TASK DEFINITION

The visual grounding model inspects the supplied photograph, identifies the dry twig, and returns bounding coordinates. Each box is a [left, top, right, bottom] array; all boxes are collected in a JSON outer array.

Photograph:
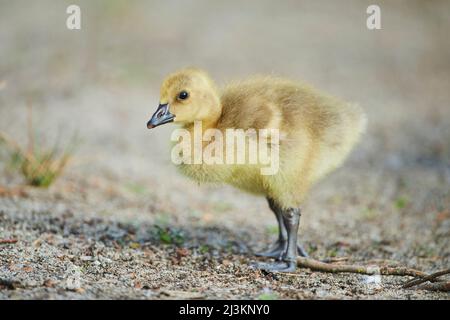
[[402, 269, 450, 289], [296, 257, 450, 292], [297, 256, 428, 277], [0, 239, 18, 244], [321, 257, 350, 263]]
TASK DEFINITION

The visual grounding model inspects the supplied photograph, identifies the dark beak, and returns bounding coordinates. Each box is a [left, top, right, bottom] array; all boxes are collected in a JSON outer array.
[[147, 103, 175, 129]]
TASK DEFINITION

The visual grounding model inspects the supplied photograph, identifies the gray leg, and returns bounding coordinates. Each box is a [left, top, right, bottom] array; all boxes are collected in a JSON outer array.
[[253, 206, 304, 273], [281, 207, 301, 269], [254, 198, 287, 260], [255, 198, 308, 259]]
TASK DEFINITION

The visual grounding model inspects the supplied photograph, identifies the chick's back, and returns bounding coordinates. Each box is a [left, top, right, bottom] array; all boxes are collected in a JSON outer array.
[[218, 76, 367, 204]]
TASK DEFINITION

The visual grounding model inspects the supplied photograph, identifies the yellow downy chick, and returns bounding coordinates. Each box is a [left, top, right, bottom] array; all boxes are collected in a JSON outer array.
[[147, 68, 366, 272]]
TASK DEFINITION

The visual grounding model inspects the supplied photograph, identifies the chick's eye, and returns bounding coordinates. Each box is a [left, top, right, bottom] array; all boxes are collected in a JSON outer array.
[[178, 91, 189, 100]]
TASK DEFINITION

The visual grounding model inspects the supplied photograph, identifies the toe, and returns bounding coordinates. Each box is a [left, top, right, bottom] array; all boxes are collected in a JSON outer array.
[[254, 241, 286, 259], [254, 249, 283, 259], [251, 261, 297, 273]]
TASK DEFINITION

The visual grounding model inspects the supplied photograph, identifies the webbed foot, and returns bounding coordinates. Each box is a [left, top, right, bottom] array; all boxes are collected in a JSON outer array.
[[254, 241, 286, 259], [251, 260, 297, 273], [255, 242, 308, 258]]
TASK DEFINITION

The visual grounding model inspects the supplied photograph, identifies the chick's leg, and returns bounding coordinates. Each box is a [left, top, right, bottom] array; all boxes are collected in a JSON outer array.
[[280, 207, 301, 270], [253, 208, 301, 272], [254, 198, 287, 259], [255, 198, 308, 259]]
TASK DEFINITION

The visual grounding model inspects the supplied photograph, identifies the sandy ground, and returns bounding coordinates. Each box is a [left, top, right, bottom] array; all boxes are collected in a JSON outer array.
[[0, 0, 449, 299]]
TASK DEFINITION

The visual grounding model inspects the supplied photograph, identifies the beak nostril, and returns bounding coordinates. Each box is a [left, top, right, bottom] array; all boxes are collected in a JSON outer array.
[[148, 103, 173, 129]]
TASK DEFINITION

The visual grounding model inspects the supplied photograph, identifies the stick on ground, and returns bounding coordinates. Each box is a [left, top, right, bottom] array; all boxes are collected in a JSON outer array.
[[402, 269, 450, 289], [296, 256, 428, 278], [0, 239, 18, 244]]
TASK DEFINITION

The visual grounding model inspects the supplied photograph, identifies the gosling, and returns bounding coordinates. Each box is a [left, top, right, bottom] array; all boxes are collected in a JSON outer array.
[[147, 68, 366, 272]]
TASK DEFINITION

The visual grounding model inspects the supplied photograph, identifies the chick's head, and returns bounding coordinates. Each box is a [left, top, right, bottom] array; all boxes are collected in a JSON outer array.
[[147, 68, 221, 129]]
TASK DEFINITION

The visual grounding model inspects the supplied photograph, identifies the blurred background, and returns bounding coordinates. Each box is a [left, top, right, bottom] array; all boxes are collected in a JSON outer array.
[[0, 0, 449, 299]]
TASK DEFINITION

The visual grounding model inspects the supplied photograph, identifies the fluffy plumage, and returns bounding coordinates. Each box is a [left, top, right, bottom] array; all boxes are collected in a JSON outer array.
[[155, 68, 366, 209]]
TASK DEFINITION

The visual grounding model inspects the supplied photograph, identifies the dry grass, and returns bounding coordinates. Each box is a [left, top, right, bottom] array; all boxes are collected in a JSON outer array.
[[0, 106, 76, 188]]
